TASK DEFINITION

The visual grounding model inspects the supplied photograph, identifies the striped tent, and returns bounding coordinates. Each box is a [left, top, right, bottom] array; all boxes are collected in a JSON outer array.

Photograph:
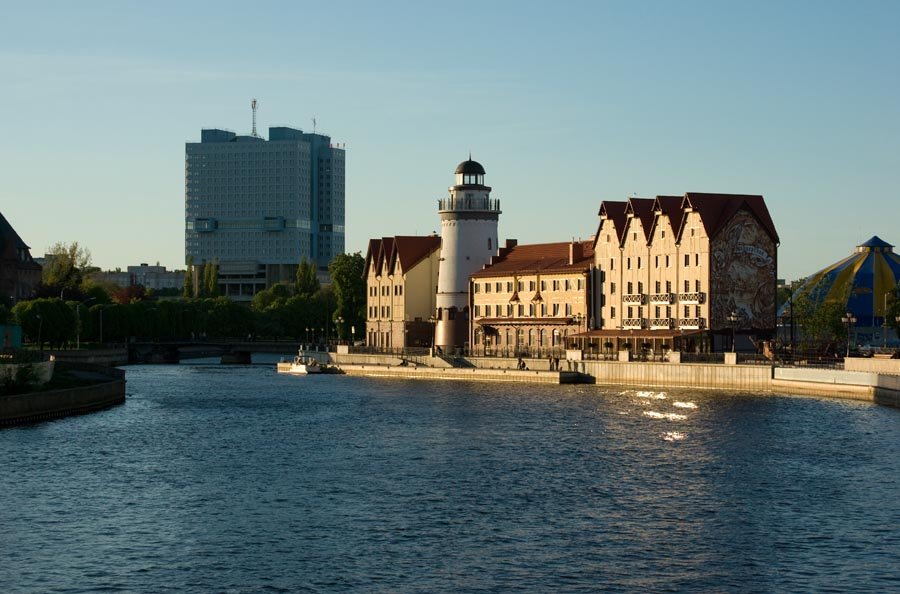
[[793, 237, 900, 336]]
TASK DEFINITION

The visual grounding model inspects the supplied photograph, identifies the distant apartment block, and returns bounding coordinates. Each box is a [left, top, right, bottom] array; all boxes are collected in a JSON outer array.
[[185, 125, 345, 300], [93, 264, 184, 291], [0, 211, 42, 302]]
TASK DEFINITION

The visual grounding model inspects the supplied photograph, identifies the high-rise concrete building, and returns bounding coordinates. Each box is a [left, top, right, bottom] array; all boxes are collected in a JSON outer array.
[[185, 125, 345, 300]]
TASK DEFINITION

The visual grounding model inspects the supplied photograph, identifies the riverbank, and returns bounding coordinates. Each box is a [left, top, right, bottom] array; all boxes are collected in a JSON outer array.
[[323, 352, 900, 408], [0, 362, 126, 427]]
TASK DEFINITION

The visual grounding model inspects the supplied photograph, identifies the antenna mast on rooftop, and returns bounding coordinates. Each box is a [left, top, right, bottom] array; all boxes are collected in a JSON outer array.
[[251, 99, 259, 138]]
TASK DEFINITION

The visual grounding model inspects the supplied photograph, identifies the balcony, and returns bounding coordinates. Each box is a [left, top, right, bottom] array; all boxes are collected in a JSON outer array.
[[679, 318, 706, 330], [437, 197, 501, 213], [650, 318, 674, 330], [679, 292, 705, 304], [623, 318, 645, 330], [623, 294, 646, 304], [649, 293, 674, 304]]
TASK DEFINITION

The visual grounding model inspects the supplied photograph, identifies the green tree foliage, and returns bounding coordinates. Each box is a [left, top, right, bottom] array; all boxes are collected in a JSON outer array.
[[328, 252, 366, 340], [41, 241, 92, 294], [295, 258, 320, 297], [12, 298, 76, 349], [184, 256, 195, 298], [201, 262, 220, 298], [0, 304, 9, 325], [791, 290, 847, 353]]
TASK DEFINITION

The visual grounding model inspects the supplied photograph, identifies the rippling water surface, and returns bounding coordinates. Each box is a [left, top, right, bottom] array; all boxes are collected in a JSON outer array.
[[4, 362, 900, 593]]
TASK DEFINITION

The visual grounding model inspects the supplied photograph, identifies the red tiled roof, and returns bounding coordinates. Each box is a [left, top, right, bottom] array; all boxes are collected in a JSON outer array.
[[365, 235, 440, 277], [681, 193, 779, 244], [389, 236, 441, 274], [594, 201, 629, 247], [649, 195, 684, 240], [625, 198, 656, 242], [472, 240, 594, 278]]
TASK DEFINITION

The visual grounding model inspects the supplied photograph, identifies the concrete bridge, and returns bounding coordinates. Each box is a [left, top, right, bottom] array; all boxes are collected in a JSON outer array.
[[127, 340, 303, 364]]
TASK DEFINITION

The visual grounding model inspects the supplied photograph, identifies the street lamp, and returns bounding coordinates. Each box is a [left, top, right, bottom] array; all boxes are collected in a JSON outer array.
[[727, 310, 739, 352], [351, 325, 356, 346], [335, 316, 344, 343], [428, 316, 436, 350], [841, 312, 857, 358]]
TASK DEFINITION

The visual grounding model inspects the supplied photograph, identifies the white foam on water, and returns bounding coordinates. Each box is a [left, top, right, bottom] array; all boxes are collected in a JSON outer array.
[[673, 401, 698, 409], [663, 431, 686, 441], [636, 391, 667, 400], [643, 411, 687, 421]]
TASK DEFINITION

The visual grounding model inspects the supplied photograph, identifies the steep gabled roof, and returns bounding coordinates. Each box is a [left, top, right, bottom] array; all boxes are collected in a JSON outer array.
[[365, 235, 440, 277], [388, 236, 441, 275], [0, 211, 31, 251], [680, 193, 779, 245], [648, 195, 684, 241], [472, 240, 594, 278], [624, 198, 655, 243], [594, 201, 629, 248]]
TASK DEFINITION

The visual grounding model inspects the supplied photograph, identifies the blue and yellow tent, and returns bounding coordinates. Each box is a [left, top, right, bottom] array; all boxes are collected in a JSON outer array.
[[794, 236, 900, 331]]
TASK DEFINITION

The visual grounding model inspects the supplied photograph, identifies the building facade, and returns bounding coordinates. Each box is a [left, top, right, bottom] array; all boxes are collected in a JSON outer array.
[[0, 211, 42, 303], [470, 240, 593, 357], [434, 159, 501, 351], [185, 125, 345, 301], [365, 236, 441, 350], [92, 264, 185, 291], [590, 193, 779, 353]]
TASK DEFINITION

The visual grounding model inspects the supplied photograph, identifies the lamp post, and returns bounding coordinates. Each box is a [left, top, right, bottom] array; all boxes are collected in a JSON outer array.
[[351, 325, 356, 346], [335, 316, 344, 343], [841, 312, 857, 358], [305, 327, 310, 345], [727, 310, 739, 352], [428, 316, 436, 351]]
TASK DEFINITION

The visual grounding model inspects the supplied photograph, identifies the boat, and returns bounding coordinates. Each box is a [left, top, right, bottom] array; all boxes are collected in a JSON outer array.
[[276, 352, 323, 375]]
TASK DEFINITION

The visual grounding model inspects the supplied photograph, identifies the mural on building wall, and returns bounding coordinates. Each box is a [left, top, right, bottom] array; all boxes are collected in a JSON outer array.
[[710, 209, 776, 329]]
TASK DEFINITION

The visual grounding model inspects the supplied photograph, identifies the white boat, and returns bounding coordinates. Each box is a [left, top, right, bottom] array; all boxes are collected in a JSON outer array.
[[277, 352, 323, 375]]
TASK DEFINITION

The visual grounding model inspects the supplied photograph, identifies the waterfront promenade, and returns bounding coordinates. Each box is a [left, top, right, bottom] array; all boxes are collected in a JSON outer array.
[[324, 349, 900, 408]]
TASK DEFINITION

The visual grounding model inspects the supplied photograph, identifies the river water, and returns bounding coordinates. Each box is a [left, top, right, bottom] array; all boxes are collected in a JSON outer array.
[[3, 361, 900, 593]]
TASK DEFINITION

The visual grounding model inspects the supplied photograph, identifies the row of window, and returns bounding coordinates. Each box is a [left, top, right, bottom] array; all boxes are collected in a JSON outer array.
[[474, 328, 568, 347], [611, 280, 703, 295], [609, 251, 704, 271], [609, 305, 703, 319], [369, 285, 404, 297], [474, 303, 575, 318], [473, 278, 584, 293]]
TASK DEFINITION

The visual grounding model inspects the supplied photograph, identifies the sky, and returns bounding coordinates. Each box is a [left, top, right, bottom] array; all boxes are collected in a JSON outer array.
[[1, 1, 898, 281]]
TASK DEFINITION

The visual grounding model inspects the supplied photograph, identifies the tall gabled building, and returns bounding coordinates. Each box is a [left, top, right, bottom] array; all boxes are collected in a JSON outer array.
[[364, 235, 441, 349], [590, 193, 778, 352]]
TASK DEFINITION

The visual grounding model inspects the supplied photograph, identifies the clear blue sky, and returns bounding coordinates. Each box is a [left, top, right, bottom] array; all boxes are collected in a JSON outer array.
[[2, 1, 898, 281]]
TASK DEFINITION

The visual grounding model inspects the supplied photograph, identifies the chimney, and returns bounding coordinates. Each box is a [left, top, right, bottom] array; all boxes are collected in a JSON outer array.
[[569, 241, 583, 265]]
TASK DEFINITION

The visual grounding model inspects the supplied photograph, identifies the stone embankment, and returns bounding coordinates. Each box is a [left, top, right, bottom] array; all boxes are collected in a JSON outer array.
[[1, 362, 126, 427], [325, 352, 900, 408]]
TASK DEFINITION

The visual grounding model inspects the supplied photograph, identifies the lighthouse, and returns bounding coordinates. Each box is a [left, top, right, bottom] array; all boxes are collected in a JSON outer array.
[[434, 157, 501, 351]]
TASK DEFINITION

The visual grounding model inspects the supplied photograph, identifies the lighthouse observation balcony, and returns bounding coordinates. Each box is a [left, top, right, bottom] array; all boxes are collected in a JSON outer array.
[[438, 197, 501, 213]]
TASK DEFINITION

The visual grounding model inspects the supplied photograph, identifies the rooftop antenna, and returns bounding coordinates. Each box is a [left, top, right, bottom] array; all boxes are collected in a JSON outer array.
[[251, 99, 259, 138], [312, 116, 317, 134]]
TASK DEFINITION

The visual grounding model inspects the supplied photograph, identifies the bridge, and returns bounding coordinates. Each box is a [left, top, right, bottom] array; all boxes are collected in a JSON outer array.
[[127, 340, 305, 364]]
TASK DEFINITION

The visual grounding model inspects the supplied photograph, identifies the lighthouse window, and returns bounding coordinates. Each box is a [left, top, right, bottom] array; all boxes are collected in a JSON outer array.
[[488, 237, 492, 250]]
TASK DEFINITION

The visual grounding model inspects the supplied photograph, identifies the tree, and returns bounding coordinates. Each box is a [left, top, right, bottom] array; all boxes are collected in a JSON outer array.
[[328, 252, 365, 339], [295, 258, 320, 297], [41, 241, 92, 291], [202, 262, 220, 298], [184, 256, 195, 298]]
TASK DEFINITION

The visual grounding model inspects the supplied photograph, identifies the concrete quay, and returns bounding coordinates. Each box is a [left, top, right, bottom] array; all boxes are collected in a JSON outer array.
[[338, 364, 583, 384], [327, 352, 900, 408]]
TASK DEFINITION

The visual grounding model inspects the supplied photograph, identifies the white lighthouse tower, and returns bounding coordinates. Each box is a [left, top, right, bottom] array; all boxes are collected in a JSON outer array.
[[435, 157, 501, 351]]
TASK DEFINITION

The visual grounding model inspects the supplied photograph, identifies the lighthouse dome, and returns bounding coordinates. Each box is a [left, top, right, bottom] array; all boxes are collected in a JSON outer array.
[[455, 159, 485, 175]]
